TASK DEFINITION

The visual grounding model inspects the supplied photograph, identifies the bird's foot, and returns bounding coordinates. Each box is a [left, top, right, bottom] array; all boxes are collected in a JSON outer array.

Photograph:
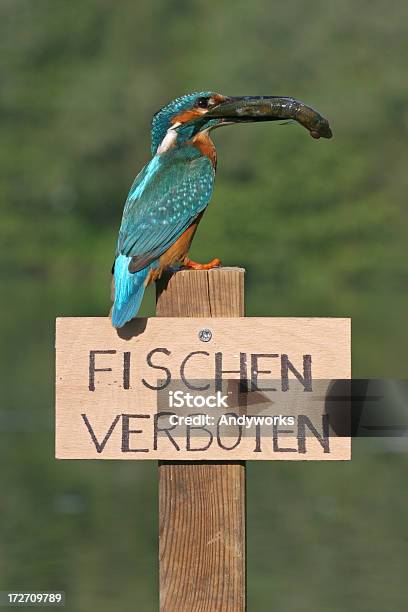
[[182, 257, 221, 270]]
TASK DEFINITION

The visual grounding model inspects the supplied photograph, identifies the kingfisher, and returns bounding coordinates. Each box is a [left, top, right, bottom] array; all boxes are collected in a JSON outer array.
[[111, 91, 332, 327]]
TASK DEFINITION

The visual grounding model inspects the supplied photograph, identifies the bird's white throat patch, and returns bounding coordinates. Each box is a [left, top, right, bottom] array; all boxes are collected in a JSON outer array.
[[157, 122, 181, 154]]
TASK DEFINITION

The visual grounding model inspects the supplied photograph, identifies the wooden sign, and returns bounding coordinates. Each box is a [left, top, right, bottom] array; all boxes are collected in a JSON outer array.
[[55, 317, 351, 460]]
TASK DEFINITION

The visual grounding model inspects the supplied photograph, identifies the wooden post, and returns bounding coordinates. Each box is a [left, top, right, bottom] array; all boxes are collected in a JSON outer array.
[[156, 267, 246, 612]]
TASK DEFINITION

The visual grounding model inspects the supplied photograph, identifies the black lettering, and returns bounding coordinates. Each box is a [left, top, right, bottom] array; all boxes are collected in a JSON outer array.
[[180, 351, 210, 390], [154, 412, 180, 451], [81, 413, 120, 453], [251, 354, 279, 391], [186, 416, 213, 451], [281, 354, 312, 392], [217, 413, 242, 450], [273, 424, 297, 452], [123, 351, 131, 389], [253, 423, 262, 452], [142, 348, 171, 391], [215, 352, 248, 393], [121, 414, 150, 452], [297, 415, 330, 453], [88, 350, 116, 391]]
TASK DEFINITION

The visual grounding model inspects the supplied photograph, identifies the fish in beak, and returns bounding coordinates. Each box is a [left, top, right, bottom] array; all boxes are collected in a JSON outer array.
[[206, 95, 333, 139]]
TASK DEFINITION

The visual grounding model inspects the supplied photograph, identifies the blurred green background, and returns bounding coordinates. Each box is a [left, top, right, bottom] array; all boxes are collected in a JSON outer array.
[[1, 0, 408, 610]]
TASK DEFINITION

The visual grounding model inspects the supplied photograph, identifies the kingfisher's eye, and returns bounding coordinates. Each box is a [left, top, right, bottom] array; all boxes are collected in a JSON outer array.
[[196, 97, 210, 109]]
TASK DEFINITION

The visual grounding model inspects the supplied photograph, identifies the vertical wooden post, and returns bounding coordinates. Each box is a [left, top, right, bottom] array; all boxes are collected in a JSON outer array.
[[156, 267, 246, 612]]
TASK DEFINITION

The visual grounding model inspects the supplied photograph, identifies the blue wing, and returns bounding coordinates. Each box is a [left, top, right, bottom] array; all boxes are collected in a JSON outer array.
[[117, 145, 215, 271]]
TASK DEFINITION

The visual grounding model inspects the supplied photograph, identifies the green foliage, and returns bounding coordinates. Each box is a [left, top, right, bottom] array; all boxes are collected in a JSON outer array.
[[1, 1, 408, 609]]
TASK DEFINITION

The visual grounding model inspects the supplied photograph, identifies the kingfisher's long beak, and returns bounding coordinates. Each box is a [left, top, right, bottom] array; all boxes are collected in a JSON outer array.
[[207, 96, 333, 139]]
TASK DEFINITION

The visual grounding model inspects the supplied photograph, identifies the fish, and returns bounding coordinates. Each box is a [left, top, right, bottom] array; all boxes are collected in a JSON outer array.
[[205, 95, 333, 140]]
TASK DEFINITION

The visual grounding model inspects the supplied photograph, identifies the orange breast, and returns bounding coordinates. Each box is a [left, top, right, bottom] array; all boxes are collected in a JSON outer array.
[[145, 213, 204, 285], [191, 132, 217, 168]]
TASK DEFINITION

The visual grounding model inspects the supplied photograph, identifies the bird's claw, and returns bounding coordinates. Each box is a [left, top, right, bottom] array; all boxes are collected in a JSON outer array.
[[182, 257, 221, 270]]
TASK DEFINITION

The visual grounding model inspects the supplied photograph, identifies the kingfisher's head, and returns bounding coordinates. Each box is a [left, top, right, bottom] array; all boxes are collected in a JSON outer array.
[[151, 91, 332, 155], [151, 91, 229, 155]]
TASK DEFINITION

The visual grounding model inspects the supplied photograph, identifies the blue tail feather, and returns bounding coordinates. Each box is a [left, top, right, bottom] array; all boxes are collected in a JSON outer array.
[[111, 254, 152, 328]]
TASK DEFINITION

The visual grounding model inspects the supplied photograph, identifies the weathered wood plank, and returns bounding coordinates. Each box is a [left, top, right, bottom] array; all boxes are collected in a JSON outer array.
[[157, 267, 246, 612]]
